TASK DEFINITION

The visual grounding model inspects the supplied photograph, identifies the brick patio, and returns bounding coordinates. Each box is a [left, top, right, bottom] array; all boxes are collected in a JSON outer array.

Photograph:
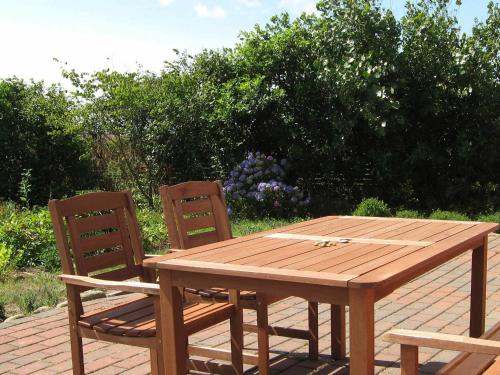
[[1, 234, 499, 375]]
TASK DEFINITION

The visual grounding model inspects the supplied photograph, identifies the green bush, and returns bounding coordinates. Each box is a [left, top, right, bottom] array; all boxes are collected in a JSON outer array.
[[477, 212, 500, 226], [0, 79, 98, 206], [429, 210, 470, 221], [232, 217, 304, 237], [394, 209, 424, 219], [0, 243, 17, 276], [0, 206, 59, 271], [136, 209, 169, 254], [353, 198, 390, 217]]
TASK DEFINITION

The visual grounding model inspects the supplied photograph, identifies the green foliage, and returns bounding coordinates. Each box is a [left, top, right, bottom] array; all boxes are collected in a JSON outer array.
[[0, 272, 64, 315], [232, 217, 304, 237], [429, 209, 470, 221], [0, 204, 59, 271], [0, 243, 16, 277], [54, 0, 498, 215], [353, 197, 391, 217], [18, 169, 32, 209], [395, 209, 424, 219], [0, 79, 97, 206], [136, 208, 169, 254], [477, 212, 500, 224]]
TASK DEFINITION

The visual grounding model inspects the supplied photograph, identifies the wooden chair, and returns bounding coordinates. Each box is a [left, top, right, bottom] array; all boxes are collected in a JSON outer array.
[[49, 191, 244, 375], [383, 323, 500, 374], [159, 181, 321, 374]]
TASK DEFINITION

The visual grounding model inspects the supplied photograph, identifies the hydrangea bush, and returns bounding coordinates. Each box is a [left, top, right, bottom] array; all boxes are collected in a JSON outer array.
[[223, 152, 310, 218]]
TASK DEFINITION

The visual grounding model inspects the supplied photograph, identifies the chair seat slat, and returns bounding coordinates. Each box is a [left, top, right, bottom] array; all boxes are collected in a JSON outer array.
[[79, 297, 233, 338]]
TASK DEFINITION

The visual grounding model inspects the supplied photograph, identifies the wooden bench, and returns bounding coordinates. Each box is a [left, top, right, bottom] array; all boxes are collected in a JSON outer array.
[[383, 322, 500, 374]]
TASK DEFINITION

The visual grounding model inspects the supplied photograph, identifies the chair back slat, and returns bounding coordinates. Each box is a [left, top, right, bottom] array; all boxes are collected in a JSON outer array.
[[84, 250, 127, 273], [55, 192, 129, 217], [183, 214, 216, 232], [181, 199, 212, 214], [168, 182, 220, 201], [79, 231, 123, 254], [160, 181, 232, 249], [75, 212, 119, 234], [49, 191, 148, 282], [187, 231, 220, 248]]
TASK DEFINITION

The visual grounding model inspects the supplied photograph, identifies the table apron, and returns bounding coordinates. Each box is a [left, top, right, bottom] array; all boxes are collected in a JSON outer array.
[[373, 236, 485, 301], [169, 270, 349, 305]]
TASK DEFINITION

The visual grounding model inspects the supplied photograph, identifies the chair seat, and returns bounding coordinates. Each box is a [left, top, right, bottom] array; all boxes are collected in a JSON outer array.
[[185, 288, 257, 300], [78, 297, 234, 337]]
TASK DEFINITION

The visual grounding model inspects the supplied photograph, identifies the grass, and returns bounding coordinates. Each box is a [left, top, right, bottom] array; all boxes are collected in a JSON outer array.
[[0, 270, 65, 318], [0, 217, 301, 320]]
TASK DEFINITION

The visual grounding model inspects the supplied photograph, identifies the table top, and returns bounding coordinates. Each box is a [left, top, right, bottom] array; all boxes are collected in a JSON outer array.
[[144, 216, 498, 290]]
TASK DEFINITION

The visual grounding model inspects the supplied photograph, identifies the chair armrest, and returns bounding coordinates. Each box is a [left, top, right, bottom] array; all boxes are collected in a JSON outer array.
[[59, 274, 160, 295], [383, 329, 500, 356]]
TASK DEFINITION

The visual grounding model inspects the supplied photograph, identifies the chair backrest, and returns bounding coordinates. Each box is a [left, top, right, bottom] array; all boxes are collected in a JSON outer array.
[[160, 181, 232, 249], [49, 191, 149, 281]]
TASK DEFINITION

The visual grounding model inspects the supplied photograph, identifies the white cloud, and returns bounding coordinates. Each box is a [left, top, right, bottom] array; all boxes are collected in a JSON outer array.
[[194, 3, 226, 18], [280, 0, 318, 14], [237, 0, 262, 7], [158, 0, 174, 6]]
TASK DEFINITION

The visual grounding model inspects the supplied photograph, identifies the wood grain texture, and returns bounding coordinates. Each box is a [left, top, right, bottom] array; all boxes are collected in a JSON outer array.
[[266, 232, 433, 246], [143, 216, 499, 375]]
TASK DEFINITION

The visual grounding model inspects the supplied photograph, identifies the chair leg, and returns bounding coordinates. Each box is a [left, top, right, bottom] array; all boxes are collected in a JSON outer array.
[[230, 302, 244, 374], [256, 294, 270, 375], [150, 348, 163, 375], [308, 301, 319, 360], [331, 304, 346, 360], [69, 330, 84, 375]]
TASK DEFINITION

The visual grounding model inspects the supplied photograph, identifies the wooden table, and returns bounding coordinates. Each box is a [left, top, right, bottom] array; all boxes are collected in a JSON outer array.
[[144, 216, 499, 375]]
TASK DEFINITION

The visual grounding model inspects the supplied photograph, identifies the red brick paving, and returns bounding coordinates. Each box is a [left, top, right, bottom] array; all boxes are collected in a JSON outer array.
[[0, 234, 499, 374]]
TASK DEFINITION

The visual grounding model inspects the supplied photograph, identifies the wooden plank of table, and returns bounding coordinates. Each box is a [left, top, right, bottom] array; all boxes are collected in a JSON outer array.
[[326, 246, 422, 274], [349, 223, 498, 291], [265, 233, 433, 247], [270, 243, 388, 270], [339, 216, 478, 225], [189, 236, 294, 262], [342, 219, 424, 239], [388, 221, 456, 241], [143, 216, 335, 267], [244, 242, 365, 268], [155, 259, 356, 287], [230, 240, 321, 266], [290, 217, 375, 235], [324, 219, 423, 238]]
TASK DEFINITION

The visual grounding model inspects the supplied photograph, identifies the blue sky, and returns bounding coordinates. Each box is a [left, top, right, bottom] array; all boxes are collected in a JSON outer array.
[[0, 0, 494, 85]]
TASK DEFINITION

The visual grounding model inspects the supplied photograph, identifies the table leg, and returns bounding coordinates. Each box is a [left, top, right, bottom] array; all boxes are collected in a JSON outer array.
[[349, 288, 375, 375], [470, 235, 488, 338], [256, 294, 270, 375], [331, 304, 346, 360], [159, 270, 186, 375], [308, 301, 319, 360]]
